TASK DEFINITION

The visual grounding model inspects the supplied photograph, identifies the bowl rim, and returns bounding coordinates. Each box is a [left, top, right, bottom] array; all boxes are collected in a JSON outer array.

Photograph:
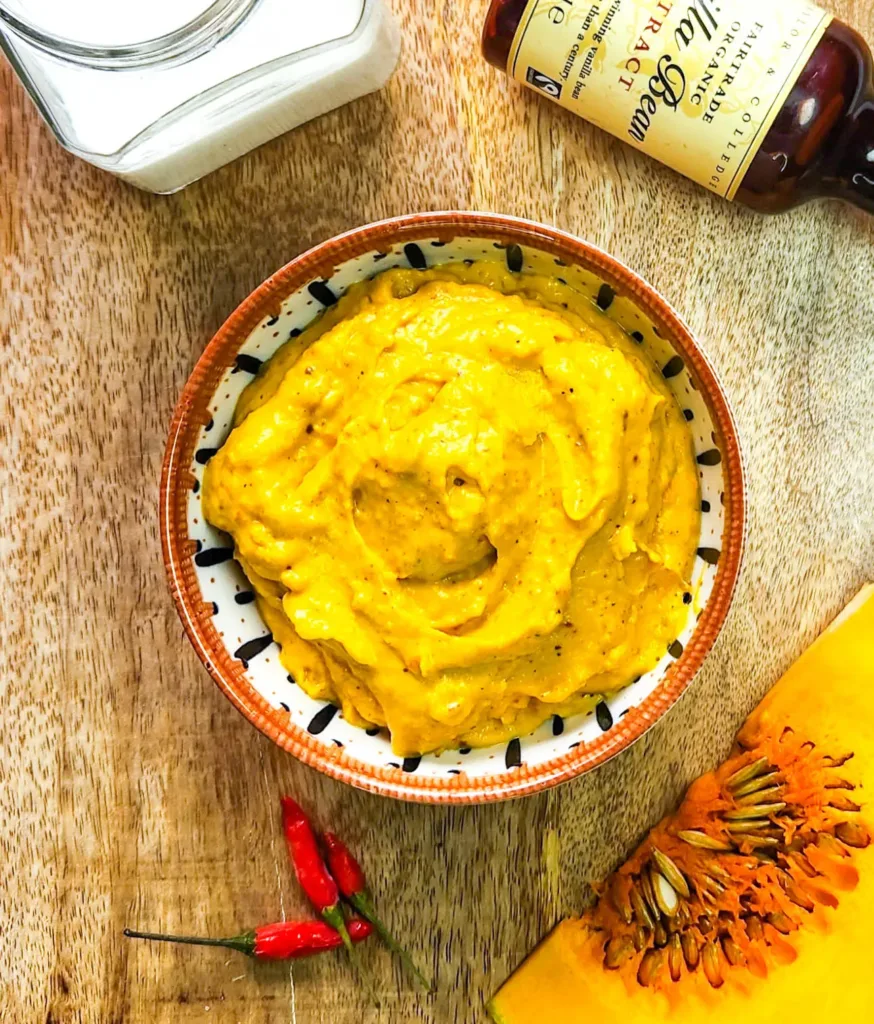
[[160, 210, 746, 804]]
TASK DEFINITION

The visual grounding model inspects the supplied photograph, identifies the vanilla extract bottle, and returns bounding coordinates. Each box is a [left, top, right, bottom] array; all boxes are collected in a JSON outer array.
[[482, 0, 874, 214]]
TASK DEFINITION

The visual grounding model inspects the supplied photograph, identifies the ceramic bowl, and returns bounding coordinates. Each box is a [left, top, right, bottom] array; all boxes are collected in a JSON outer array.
[[161, 212, 745, 803]]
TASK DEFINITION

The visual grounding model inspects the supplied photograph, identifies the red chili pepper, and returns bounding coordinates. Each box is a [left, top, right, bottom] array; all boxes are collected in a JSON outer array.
[[281, 798, 377, 1003], [280, 798, 347, 934], [123, 918, 372, 960], [323, 831, 432, 991]]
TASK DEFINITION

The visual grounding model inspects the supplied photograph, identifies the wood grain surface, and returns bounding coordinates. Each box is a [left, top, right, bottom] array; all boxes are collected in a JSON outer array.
[[2, 1, 874, 1020]]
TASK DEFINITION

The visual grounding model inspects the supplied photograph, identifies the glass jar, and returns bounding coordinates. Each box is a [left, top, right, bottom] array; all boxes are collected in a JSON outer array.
[[0, 0, 400, 193]]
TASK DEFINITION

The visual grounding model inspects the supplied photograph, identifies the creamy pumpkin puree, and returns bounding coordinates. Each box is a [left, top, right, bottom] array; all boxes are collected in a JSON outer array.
[[203, 263, 699, 755]]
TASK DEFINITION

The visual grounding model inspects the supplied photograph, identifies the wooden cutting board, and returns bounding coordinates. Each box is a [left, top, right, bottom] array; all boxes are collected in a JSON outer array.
[[2, 1, 873, 1020]]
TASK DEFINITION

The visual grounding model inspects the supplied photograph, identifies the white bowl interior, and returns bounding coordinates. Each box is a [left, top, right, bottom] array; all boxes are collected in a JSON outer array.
[[187, 235, 726, 779]]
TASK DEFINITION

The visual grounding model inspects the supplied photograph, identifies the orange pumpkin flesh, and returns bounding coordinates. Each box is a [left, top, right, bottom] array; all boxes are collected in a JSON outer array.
[[489, 585, 874, 1023]]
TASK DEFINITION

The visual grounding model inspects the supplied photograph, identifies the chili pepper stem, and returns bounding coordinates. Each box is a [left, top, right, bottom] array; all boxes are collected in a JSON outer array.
[[350, 892, 432, 992], [124, 927, 255, 956], [322, 906, 380, 1007]]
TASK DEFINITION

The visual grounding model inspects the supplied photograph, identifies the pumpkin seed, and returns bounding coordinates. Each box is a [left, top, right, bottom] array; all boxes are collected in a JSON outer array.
[[631, 887, 655, 930], [653, 921, 668, 948], [828, 794, 862, 812], [702, 941, 724, 988], [752, 848, 779, 864], [735, 785, 783, 806], [651, 848, 691, 898], [726, 819, 773, 834], [787, 851, 819, 877], [725, 756, 771, 790], [668, 934, 683, 981], [637, 948, 665, 988], [766, 912, 795, 935], [732, 771, 782, 798], [816, 832, 849, 857], [780, 877, 815, 912], [740, 835, 781, 850], [604, 935, 635, 969], [702, 875, 726, 894], [677, 830, 733, 851], [721, 936, 744, 966], [652, 870, 680, 917], [835, 821, 871, 849], [633, 925, 649, 951], [745, 915, 764, 942], [707, 862, 732, 881], [681, 931, 699, 970], [639, 869, 661, 921], [724, 802, 786, 821], [610, 875, 634, 924]]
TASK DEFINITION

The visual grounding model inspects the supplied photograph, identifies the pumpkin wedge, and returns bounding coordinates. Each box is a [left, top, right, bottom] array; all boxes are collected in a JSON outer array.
[[489, 584, 874, 1023]]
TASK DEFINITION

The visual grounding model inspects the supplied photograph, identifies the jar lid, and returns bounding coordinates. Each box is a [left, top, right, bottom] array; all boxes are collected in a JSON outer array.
[[0, 0, 252, 51]]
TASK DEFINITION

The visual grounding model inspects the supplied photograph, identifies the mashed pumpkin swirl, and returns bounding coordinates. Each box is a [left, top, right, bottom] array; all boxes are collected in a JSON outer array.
[[203, 264, 699, 755]]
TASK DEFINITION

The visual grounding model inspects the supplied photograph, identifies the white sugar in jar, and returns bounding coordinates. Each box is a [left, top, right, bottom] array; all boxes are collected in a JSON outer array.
[[0, 0, 400, 192]]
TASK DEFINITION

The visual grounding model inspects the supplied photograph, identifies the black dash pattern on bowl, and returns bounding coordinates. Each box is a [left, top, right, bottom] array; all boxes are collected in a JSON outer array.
[[697, 546, 721, 565], [701, 499, 711, 513], [506, 244, 524, 272], [631, 330, 644, 343], [402, 756, 422, 773], [683, 408, 694, 421], [308, 280, 338, 306], [505, 737, 522, 769], [194, 546, 234, 567], [266, 315, 279, 326], [233, 633, 274, 663], [365, 726, 381, 736], [234, 353, 263, 375], [668, 639, 684, 658], [662, 356, 685, 379], [211, 602, 219, 615], [697, 448, 722, 466], [552, 714, 564, 736], [234, 590, 255, 605], [458, 746, 471, 755], [191, 478, 200, 494], [307, 703, 339, 735], [596, 283, 615, 310], [404, 243, 427, 270], [195, 447, 218, 466], [595, 701, 614, 731]]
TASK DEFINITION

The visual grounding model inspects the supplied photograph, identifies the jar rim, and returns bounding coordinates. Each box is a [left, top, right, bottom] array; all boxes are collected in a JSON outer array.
[[0, 0, 260, 68]]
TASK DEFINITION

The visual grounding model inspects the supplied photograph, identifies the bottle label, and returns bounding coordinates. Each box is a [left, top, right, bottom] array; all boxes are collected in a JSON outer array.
[[507, 0, 832, 199]]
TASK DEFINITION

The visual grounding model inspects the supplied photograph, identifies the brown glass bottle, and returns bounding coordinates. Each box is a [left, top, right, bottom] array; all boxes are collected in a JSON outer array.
[[483, 1, 874, 214]]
